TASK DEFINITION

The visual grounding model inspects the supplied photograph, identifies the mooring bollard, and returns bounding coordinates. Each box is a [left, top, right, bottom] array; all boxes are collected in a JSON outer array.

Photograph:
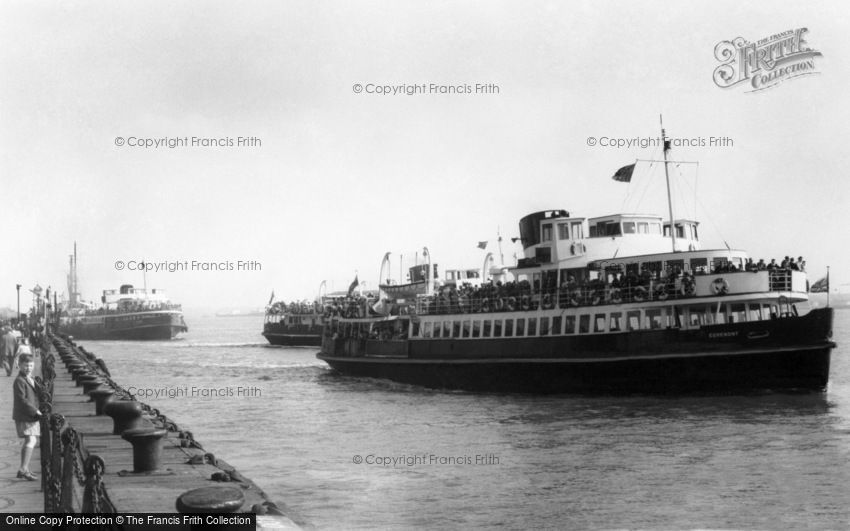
[[103, 400, 147, 434], [70, 366, 90, 380], [76, 373, 100, 388], [176, 486, 245, 513], [121, 427, 168, 472], [82, 378, 104, 394], [67, 361, 86, 372], [89, 388, 115, 415]]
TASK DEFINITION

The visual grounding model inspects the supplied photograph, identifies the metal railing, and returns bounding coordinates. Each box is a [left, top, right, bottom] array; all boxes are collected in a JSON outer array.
[[414, 280, 695, 315]]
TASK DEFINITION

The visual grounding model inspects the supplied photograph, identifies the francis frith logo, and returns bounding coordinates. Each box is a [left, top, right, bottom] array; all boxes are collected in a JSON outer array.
[[713, 28, 822, 92]]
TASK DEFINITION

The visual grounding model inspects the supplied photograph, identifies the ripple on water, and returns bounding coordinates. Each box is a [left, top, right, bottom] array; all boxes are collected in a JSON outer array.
[[66, 312, 850, 529]]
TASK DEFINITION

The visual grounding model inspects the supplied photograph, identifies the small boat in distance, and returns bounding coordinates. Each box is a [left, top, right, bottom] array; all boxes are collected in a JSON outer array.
[[216, 309, 265, 317], [318, 121, 836, 394]]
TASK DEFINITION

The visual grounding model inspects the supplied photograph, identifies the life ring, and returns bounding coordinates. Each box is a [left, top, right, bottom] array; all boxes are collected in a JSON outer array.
[[570, 243, 576, 255], [610, 288, 622, 304], [507, 296, 517, 311], [570, 289, 581, 307], [681, 278, 696, 296], [542, 294, 554, 309], [521, 295, 531, 311], [654, 283, 668, 301], [494, 298, 505, 312], [633, 285, 648, 302], [712, 278, 729, 295], [481, 298, 491, 312]]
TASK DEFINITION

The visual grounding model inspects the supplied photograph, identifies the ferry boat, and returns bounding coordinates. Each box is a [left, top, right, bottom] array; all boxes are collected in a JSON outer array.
[[317, 128, 836, 394], [263, 285, 378, 346], [58, 246, 188, 340], [263, 299, 326, 346]]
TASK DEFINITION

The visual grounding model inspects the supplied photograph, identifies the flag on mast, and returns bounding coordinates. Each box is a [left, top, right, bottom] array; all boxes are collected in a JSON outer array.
[[809, 275, 829, 293], [267, 290, 275, 305], [612, 163, 636, 182], [347, 274, 359, 296], [477, 241, 488, 249]]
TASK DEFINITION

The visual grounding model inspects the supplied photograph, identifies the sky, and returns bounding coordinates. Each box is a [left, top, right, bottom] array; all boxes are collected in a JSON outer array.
[[1, 0, 849, 312]]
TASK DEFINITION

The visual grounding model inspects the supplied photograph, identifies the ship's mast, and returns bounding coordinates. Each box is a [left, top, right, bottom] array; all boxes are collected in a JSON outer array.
[[497, 226, 504, 266], [660, 115, 676, 252], [68, 242, 80, 308]]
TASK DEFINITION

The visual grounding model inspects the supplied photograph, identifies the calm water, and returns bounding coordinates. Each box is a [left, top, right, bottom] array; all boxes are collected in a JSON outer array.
[[79, 311, 850, 530]]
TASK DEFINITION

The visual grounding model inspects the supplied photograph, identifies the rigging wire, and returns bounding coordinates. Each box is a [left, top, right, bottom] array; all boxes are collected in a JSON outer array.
[[677, 163, 732, 249], [621, 142, 661, 214], [631, 159, 658, 214]]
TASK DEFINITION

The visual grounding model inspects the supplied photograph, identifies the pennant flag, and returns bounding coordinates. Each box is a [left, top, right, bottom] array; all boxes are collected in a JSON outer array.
[[809, 275, 829, 293], [347, 274, 359, 296], [267, 290, 275, 305], [612, 164, 635, 182], [477, 241, 488, 249]]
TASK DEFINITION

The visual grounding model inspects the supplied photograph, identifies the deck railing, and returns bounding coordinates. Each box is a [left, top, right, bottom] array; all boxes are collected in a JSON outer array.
[[414, 269, 802, 316]]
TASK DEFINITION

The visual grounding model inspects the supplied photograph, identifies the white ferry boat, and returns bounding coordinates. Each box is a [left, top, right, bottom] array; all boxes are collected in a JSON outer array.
[[317, 128, 835, 394]]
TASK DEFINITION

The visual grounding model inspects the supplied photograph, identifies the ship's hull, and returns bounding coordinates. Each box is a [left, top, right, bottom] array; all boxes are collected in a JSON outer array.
[[262, 332, 323, 346], [59, 311, 188, 340], [263, 320, 323, 346], [318, 308, 835, 394]]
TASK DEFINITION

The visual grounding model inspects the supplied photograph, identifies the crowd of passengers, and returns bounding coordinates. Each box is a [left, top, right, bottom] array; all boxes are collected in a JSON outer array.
[[267, 300, 322, 315], [266, 293, 378, 319], [423, 255, 806, 314], [743, 256, 805, 272], [74, 302, 182, 315], [327, 320, 410, 341], [268, 296, 381, 319], [316, 255, 808, 319]]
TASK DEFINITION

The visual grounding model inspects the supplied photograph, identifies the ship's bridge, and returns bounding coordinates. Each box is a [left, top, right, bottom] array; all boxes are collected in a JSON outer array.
[[588, 214, 700, 254], [516, 210, 587, 265], [516, 210, 701, 270], [102, 284, 172, 305]]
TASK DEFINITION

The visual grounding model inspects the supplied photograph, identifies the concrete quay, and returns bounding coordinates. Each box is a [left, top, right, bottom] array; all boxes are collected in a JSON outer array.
[[2, 335, 301, 529]]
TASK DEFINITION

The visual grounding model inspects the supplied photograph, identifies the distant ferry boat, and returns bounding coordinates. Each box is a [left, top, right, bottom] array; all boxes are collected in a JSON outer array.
[[58, 245, 188, 340], [318, 127, 835, 394], [263, 287, 380, 346], [263, 300, 325, 346]]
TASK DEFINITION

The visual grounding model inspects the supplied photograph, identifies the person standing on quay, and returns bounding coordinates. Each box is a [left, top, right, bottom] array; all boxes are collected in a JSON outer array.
[[12, 353, 41, 480], [14, 338, 33, 370], [2, 326, 18, 376]]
